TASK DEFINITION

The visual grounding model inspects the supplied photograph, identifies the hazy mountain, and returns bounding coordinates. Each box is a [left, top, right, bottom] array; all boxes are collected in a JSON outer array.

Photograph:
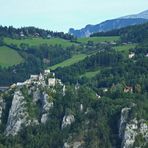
[[69, 10, 148, 38], [121, 10, 148, 19]]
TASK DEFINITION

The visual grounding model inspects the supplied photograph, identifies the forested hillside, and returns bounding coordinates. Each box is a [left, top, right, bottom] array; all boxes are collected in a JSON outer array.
[[0, 26, 77, 85], [91, 22, 148, 43], [0, 22, 147, 148]]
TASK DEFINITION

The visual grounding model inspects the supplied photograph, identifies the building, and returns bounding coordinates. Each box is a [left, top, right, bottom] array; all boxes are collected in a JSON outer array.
[[44, 70, 50, 75], [124, 86, 133, 93], [129, 53, 135, 59], [30, 75, 39, 81], [48, 78, 56, 87]]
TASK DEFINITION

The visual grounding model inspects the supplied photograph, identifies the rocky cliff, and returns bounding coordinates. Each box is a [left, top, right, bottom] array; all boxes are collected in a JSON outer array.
[[0, 70, 63, 136], [0, 69, 148, 148], [119, 107, 148, 148]]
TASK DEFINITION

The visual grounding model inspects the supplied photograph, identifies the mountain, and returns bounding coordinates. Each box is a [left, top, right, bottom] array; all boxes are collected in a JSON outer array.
[[121, 10, 148, 19], [69, 10, 148, 38]]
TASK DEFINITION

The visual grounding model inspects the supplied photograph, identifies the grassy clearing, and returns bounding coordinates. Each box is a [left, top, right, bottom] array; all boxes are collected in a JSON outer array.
[[81, 70, 100, 78], [114, 44, 136, 54], [4, 37, 75, 48], [50, 54, 87, 70], [77, 36, 120, 44], [0, 46, 23, 67]]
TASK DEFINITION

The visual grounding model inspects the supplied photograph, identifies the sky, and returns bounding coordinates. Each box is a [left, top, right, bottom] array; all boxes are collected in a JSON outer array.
[[0, 0, 148, 32]]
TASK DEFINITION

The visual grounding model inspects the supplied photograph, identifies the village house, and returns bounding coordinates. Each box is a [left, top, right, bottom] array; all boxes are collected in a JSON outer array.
[[44, 70, 51, 75], [124, 86, 133, 93], [103, 88, 108, 92], [128, 52, 135, 59], [20, 31, 24, 37], [48, 78, 56, 87], [47, 34, 51, 38]]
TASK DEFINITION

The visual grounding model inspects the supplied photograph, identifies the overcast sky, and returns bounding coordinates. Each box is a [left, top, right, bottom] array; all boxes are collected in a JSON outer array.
[[0, 0, 148, 32]]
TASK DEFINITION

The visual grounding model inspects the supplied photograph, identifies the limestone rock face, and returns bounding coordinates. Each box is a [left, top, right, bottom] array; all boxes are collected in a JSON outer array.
[[0, 96, 4, 124], [41, 92, 53, 123], [5, 91, 28, 136], [119, 107, 131, 138], [64, 141, 82, 148], [33, 88, 41, 103], [121, 118, 138, 148], [0, 69, 63, 136], [119, 107, 148, 148], [62, 115, 75, 129], [139, 120, 148, 142]]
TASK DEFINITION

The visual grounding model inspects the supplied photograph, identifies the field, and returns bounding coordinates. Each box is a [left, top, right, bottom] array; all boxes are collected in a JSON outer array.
[[4, 37, 75, 48], [114, 44, 136, 54], [81, 70, 100, 78], [50, 54, 87, 70], [0, 46, 23, 67], [77, 36, 120, 43]]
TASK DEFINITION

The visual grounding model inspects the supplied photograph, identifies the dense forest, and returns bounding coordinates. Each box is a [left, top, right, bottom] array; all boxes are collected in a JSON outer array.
[[0, 26, 75, 40], [91, 22, 148, 43]]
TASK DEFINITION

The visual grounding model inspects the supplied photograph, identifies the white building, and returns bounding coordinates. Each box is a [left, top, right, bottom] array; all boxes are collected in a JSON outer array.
[[129, 53, 135, 59], [44, 70, 51, 76], [48, 78, 56, 87], [16, 82, 25, 86], [30, 75, 38, 81]]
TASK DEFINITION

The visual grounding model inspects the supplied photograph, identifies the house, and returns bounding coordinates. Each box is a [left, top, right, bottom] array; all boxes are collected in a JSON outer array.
[[20, 31, 24, 37], [30, 75, 38, 81], [110, 41, 117, 45], [48, 78, 56, 86], [124, 86, 133, 93], [16, 82, 25, 86], [44, 70, 50, 75], [129, 53, 135, 59], [47, 34, 51, 38], [96, 94, 101, 99], [103, 88, 108, 92]]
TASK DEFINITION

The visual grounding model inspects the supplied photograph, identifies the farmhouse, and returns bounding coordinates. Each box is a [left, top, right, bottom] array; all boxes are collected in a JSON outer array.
[[124, 86, 133, 93], [128, 53, 135, 59]]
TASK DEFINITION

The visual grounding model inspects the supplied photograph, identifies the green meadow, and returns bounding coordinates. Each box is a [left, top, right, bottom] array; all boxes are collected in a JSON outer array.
[[0, 46, 23, 67], [4, 37, 75, 48], [77, 36, 120, 43], [50, 54, 87, 70], [114, 44, 136, 54]]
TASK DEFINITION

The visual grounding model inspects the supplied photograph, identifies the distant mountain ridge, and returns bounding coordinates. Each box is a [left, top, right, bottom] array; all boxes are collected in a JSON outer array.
[[69, 10, 148, 38], [120, 10, 148, 19]]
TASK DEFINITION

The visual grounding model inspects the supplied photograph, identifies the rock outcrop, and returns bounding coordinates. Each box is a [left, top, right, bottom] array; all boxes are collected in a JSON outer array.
[[5, 91, 28, 136], [41, 92, 53, 123], [63, 141, 82, 148], [62, 115, 75, 129], [1, 69, 63, 136], [0, 96, 4, 124], [119, 107, 148, 148]]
